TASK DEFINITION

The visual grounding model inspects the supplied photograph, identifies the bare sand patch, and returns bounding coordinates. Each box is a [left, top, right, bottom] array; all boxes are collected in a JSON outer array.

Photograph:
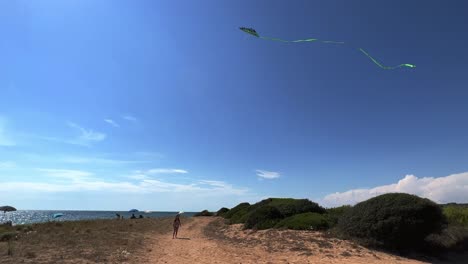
[[148, 217, 426, 264]]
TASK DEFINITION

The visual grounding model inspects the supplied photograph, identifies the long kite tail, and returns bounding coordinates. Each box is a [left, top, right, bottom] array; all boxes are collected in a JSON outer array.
[[261, 36, 346, 44], [358, 48, 416, 70], [260, 36, 319, 43], [241, 27, 415, 70]]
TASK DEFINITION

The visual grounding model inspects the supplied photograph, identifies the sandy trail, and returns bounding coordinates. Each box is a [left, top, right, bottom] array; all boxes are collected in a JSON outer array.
[[148, 217, 426, 264]]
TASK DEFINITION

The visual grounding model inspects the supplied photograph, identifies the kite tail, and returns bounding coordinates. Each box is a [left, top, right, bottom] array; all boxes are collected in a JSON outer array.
[[261, 36, 342, 43], [253, 30, 416, 70], [358, 48, 416, 70], [260, 36, 295, 42], [321, 40, 345, 44]]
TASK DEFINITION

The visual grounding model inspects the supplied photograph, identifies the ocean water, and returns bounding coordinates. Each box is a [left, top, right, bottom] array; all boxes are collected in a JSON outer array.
[[0, 210, 196, 226]]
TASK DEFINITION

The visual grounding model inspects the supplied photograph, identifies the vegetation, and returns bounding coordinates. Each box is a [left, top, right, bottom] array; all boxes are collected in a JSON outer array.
[[223, 202, 251, 224], [249, 198, 325, 217], [222, 198, 326, 229], [194, 210, 215, 217], [218, 194, 468, 256], [324, 205, 352, 227], [443, 205, 468, 227], [0, 217, 182, 263], [337, 193, 445, 249], [244, 205, 283, 230], [216, 207, 230, 217], [425, 225, 468, 252], [276, 212, 330, 230]]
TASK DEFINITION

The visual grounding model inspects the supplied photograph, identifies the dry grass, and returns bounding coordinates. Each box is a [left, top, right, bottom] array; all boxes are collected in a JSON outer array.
[[204, 217, 363, 257], [0, 217, 185, 264]]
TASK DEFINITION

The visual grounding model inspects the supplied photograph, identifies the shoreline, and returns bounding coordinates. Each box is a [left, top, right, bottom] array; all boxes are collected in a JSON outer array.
[[0, 211, 196, 226]]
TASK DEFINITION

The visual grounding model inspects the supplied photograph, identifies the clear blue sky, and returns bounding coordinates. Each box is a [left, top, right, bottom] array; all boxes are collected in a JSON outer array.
[[1, 0, 467, 211]]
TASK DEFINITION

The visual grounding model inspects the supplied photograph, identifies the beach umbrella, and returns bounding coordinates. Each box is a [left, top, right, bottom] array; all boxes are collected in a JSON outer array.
[[0, 206, 16, 213], [178, 211, 184, 215], [129, 209, 139, 213], [53, 213, 64, 218]]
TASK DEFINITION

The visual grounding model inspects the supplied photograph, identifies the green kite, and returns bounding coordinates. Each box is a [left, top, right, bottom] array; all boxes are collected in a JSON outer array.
[[239, 27, 416, 70]]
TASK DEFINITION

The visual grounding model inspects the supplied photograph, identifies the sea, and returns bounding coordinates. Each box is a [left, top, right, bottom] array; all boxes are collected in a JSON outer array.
[[0, 210, 196, 226]]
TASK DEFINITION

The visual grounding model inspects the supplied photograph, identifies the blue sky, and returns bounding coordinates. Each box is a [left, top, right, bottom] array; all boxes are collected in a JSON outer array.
[[1, 0, 467, 211]]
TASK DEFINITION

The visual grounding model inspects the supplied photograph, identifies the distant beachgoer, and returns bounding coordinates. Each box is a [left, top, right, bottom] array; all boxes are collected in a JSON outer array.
[[139, 214, 144, 219], [173, 214, 181, 239], [130, 213, 136, 219], [116, 213, 121, 219]]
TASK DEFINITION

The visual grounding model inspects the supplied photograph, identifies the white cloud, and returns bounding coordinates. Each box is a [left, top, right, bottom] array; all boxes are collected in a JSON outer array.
[[122, 115, 137, 122], [198, 180, 248, 196], [146, 168, 188, 174], [128, 174, 150, 180], [0, 161, 16, 169], [61, 156, 148, 165], [104, 119, 119, 128], [67, 122, 106, 146], [0, 117, 15, 146], [0, 171, 248, 196], [256, 169, 280, 179], [1, 181, 141, 193], [38, 168, 94, 181], [127, 168, 188, 181], [321, 172, 468, 207]]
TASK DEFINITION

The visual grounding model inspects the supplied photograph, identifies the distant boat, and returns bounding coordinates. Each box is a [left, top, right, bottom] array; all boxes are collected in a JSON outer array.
[[128, 209, 139, 213], [144, 210, 153, 213], [53, 213, 64, 218]]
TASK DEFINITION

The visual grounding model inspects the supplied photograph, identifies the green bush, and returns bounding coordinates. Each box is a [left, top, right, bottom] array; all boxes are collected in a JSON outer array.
[[194, 210, 214, 217], [216, 207, 230, 217], [249, 198, 325, 217], [425, 225, 468, 252], [325, 205, 352, 227], [276, 212, 330, 230], [244, 205, 283, 230], [443, 205, 468, 227], [337, 193, 446, 249], [224, 202, 251, 224]]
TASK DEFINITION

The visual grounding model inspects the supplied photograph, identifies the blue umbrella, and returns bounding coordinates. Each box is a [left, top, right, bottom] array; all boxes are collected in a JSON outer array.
[[129, 209, 139, 213], [53, 213, 64, 218]]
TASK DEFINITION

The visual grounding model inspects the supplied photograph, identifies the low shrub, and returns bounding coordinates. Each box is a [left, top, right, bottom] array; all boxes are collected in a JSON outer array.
[[244, 205, 283, 230], [443, 205, 468, 227], [337, 193, 446, 250], [325, 205, 352, 227], [250, 198, 325, 217], [194, 210, 214, 217], [224, 203, 251, 224], [425, 225, 468, 252], [276, 212, 330, 230], [216, 207, 230, 217]]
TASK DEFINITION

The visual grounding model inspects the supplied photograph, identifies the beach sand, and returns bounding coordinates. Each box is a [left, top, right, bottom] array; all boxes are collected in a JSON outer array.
[[148, 217, 427, 264], [3, 216, 464, 263]]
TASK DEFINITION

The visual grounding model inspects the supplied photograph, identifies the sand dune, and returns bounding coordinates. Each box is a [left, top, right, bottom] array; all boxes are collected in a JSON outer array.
[[148, 217, 426, 264]]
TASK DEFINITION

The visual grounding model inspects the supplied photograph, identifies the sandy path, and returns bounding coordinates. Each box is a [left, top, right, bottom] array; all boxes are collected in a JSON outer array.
[[148, 217, 427, 264]]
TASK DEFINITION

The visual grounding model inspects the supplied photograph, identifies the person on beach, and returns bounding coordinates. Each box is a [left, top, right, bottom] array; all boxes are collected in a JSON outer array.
[[173, 213, 181, 239]]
